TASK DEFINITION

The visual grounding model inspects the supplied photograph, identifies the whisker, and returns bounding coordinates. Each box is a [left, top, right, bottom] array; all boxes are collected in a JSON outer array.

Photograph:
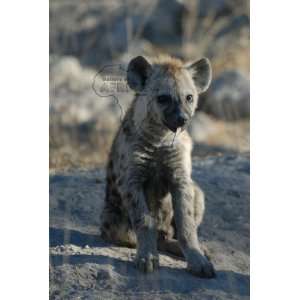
[[171, 129, 177, 147]]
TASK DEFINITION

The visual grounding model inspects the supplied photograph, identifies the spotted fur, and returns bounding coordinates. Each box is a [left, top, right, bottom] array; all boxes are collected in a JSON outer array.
[[100, 55, 215, 277]]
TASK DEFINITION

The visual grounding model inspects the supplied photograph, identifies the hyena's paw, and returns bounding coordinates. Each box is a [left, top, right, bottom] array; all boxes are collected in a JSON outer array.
[[199, 243, 213, 261], [187, 251, 216, 278], [135, 251, 159, 273]]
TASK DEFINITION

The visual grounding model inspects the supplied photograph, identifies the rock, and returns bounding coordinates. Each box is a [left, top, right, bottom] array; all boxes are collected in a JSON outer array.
[[50, 56, 96, 95], [142, 0, 185, 46], [198, 0, 249, 19], [50, 55, 133, 123], [200, 71, 250, 120]]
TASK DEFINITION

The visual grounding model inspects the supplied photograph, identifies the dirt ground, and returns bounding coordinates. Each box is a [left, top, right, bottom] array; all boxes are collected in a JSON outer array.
[[49, 151, 249, 300]]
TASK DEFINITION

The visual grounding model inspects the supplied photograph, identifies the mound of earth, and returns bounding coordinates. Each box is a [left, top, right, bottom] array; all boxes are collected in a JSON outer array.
[[49, 152, 249, 300]]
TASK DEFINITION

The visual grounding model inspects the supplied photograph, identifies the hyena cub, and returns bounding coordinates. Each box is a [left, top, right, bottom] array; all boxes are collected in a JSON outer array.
[[100, 55, 215, 277]]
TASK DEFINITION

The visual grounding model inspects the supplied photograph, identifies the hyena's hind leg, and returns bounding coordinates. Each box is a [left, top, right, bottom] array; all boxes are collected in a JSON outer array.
[[193, 181, 205, 227], [158, 182, 207, 258], [149, 192, 183, 257], [193, 182, 212, 259], [154, 193, 183, 257], [100, 186, 137, 248], [100, 205, 137, 248]]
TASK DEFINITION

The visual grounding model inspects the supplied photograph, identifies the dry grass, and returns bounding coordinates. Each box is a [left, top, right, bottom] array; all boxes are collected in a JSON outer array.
[[50, 114, 115, 171]]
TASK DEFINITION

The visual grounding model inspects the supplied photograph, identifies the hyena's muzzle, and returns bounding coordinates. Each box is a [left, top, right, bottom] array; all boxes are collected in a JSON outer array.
[[158, 95, 190, 132]]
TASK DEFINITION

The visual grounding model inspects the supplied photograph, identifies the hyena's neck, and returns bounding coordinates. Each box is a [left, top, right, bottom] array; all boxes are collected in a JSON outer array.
[[131, 97, 174, 147], [136, 116, 170, 145]]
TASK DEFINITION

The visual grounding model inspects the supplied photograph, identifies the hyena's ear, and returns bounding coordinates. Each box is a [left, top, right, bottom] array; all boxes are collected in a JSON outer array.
[[187, 58, 212, 93], [127, 56, 152, 92]]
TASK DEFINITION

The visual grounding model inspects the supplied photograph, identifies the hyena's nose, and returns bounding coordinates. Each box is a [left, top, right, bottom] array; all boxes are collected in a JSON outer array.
[[177, 113, 188, 127]]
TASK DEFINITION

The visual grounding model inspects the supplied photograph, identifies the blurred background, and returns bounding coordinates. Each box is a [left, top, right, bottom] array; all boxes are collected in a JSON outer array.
[[50, 0, 250, 171]]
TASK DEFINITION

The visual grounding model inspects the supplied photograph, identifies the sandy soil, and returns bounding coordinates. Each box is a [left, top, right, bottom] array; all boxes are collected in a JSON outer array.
[[49, 152, 249, 300]]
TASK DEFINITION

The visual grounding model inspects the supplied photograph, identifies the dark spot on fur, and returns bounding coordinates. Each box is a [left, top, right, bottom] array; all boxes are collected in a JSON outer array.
[[187, 210, 192, 216], [111, 187, 119, 197], [112, 174, 116, 182], [112, 206, 123, 216], [103, 222, 110, 229], [127, 192, 133, 199], [123, 125, 132, 136], [134, 217, 143, 227]]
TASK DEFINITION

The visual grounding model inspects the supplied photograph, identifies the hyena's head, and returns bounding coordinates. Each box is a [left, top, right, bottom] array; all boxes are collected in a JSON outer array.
[[127, 55, 212, 132]]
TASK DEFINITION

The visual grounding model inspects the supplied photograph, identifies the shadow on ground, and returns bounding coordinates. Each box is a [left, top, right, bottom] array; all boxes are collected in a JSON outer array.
[[50, 227, 106, 248], [50, 227, 249, 298]]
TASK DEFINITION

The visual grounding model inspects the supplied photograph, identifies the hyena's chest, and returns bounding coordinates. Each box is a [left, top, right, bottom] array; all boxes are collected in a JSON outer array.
[[138, 147, 182, 196]]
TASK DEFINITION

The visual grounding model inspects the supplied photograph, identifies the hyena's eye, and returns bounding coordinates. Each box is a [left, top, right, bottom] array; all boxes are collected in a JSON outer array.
[[186, 94, 193, 103], [157, 95, 172, 105]]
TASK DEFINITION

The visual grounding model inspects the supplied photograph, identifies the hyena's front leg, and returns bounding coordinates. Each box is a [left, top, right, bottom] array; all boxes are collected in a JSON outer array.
[[126, 185, 159, 273], [171, 178, 215, 278]]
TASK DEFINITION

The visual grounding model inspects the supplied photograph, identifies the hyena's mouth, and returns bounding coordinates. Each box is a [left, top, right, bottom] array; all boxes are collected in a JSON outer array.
[[163, 120, 178, 133]]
